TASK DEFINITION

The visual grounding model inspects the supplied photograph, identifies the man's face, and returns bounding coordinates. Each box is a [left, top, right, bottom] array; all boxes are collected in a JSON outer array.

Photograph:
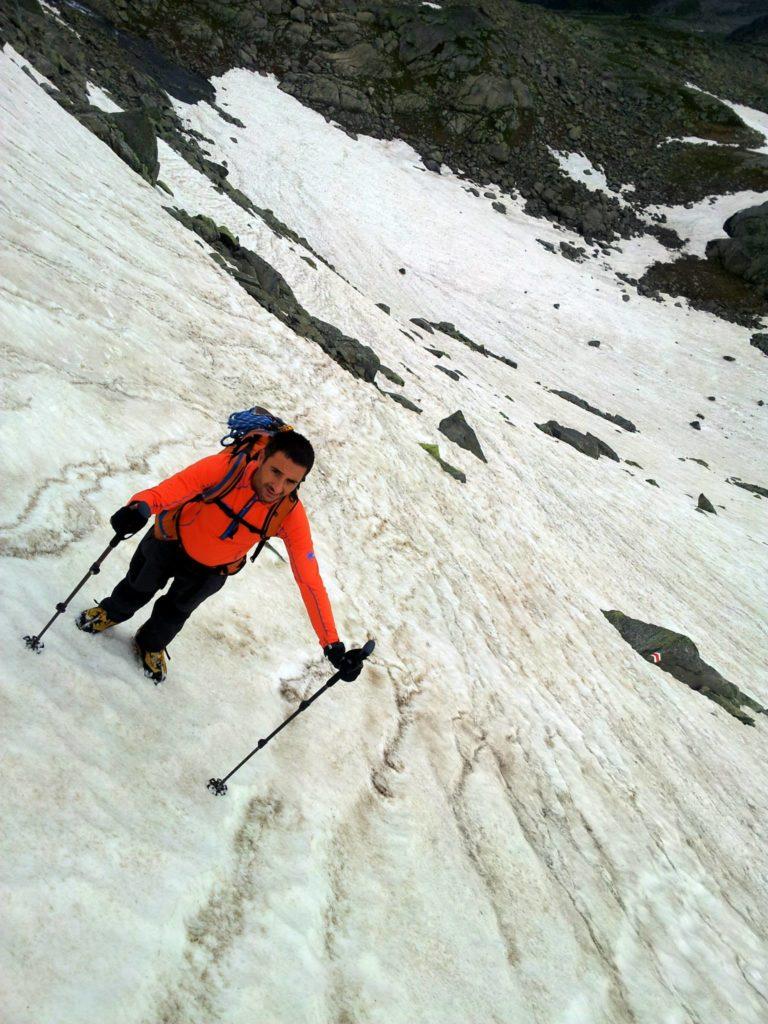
[[252, 451, 306, 503]]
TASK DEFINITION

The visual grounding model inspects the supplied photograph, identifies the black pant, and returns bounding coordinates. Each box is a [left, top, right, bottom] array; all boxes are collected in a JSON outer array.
[[101, 530, 227, 650]]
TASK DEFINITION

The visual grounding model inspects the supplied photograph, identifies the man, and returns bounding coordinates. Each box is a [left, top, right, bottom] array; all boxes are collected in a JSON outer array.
[[77, 430, 359, 684]]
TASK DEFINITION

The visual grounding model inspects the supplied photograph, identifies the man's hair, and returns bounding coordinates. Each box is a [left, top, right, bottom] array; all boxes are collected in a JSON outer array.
[[262, 430, 315, 476]]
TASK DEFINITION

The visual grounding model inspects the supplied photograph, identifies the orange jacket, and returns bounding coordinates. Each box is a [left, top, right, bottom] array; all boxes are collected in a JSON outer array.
[[130, 451, 339, 647]]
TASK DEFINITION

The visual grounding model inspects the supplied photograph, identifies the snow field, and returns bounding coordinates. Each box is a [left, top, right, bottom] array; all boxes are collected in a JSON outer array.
[[1, 49, 767, 1024]]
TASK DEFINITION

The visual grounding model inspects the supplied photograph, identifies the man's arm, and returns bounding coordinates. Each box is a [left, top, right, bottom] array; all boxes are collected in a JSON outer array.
[[129, 451, 233, 514], [278, 502, 340, 649]]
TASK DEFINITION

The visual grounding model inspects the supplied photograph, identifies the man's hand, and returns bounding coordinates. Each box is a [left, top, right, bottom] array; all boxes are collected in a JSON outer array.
[[324, 641, 363, 682], [110, 501, 150, 539], [324, 641, 346, 668]]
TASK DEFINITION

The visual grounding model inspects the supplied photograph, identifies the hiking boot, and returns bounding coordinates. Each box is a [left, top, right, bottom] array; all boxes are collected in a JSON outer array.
[[135, 630, 168, 684], [76, 606, 116, 634]]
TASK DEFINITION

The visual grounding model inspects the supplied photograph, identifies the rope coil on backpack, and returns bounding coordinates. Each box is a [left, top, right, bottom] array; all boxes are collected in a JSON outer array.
[[221, 407, 293, 450]]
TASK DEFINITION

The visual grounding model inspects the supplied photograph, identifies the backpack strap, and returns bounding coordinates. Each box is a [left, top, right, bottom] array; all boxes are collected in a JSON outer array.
[[199, 449, 255, 504], [250, 493, 299, 562], [215, 493, 263, 539]]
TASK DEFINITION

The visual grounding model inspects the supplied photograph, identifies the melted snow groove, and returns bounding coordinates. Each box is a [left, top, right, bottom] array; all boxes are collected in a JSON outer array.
[[0, 440, 190, 557], [449, 725, 522, 969], [149, 794, 284, 1024], [370, 662, 423, 799], [321, 818, 376, 1024]]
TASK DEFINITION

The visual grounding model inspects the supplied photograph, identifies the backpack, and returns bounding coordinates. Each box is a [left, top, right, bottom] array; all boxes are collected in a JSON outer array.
[[154, 407, 299, 571]]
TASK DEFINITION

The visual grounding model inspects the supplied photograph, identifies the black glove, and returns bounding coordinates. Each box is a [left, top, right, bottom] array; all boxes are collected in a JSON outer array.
[[110, 501, 150, 539], [324, 641, 363, 682], [324, 641, 346, 668]]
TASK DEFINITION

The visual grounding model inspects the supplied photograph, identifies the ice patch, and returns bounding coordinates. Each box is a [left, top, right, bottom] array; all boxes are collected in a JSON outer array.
[[86, 82, 123, 113], [661, 136, 725, 148], [685, 83, 768, 156], [647, 190, 768, 257], [549, 148, 634, 205]]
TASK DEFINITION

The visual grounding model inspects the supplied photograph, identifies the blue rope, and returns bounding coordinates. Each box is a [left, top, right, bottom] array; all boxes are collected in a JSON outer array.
[[221, 408, 283, 446]]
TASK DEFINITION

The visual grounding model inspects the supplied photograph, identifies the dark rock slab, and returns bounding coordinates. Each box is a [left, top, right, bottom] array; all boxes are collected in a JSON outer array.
[[536, 420, 619, 461], [639, 254, 767, 327], [436, 365, 461, 381], [697, 493, 717, 514], [751, 333, 768, 356], [560, 241, 587, 262], [385, 392, 422, 414], [438, 410, 486, 462], [166, 208, 379, 382], [82, 109, 160, 185], [410, 317, 434, 334], [603, 610, 765, 725], [397, 5, 492, 68], [279, 73, 372, 116], [430, 321, 517, 370], [727, 477, 768, 498], [379, 365, 406, 388], [549, 390, 636, 432]]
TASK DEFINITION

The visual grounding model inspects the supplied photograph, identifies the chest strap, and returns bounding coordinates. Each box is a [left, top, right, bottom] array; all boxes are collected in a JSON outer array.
[[155, 491, 297, 566], [215, 495, 263, 539]]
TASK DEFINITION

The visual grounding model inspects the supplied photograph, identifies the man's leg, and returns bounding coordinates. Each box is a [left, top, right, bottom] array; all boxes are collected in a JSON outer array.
[[135, 561, 227, 651], [100, 530, 177, 623]]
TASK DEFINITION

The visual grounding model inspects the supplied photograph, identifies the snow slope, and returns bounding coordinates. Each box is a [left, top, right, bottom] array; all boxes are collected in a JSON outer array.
[[1, 47, 767, 1024]]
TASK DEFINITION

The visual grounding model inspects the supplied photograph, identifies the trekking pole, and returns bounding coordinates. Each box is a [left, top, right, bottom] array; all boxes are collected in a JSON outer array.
[[23, 534, 123, 652], [208, 639, 375, 795]]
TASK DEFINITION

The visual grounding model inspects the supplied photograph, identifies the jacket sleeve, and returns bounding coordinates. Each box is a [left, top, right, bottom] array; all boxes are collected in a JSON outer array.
[[278, 501, 339, 648], [129, 451, 232, 514]]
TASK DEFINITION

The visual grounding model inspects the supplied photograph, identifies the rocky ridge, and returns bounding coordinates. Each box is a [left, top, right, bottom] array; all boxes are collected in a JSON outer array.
[[4, 0, 766, 322]]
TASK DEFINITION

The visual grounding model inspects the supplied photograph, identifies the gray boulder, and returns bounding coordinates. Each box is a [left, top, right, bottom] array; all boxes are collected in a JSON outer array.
[[397, 6, 491, 68], [727, 477, 768, 498], [438, 410, 487, 462], [549, 390, 636, 432], [536, 420, 619, 461], [326, 42, 385, 78], [453, 74, 528, 114], [84, 110, 159, 185], [603, 610, 765, 725], [705, 201, 768, 295], [279, 74, 371, 115]]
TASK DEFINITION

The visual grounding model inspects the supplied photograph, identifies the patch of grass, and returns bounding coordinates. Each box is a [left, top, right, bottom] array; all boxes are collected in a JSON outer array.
[[654, 143, 768, 199]]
